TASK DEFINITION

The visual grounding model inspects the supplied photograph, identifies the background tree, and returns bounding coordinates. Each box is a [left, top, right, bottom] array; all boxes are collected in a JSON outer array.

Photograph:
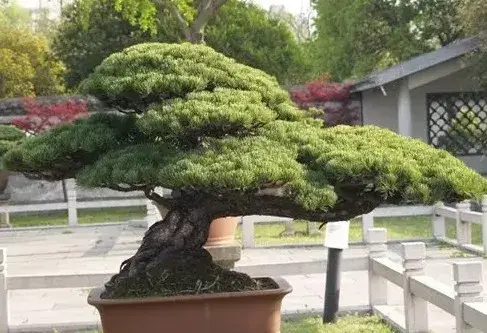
[[0, 25, 65, 97], [5, 42, 487, 298], [268, 4, 312, 42], [54, 0, 310, 87], [0, 48, 35, 98], [78, 0, 229, 44], [11, 97, 88, 135], [0, 0, 31, 29], [0, 125, 24, 200], [290, 75, 360, 126], [0, 1, 59, 40], [205, 0, 311, 85], [459, 0, 487, 88], [52, 0, 180, 88], [310, 0, 463, 81]]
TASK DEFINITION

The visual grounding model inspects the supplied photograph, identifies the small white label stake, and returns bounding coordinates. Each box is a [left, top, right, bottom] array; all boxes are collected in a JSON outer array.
[[324, 221, 350, 249]]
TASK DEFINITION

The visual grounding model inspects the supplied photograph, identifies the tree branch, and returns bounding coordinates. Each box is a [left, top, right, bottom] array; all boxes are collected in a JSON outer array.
[[173, 187, 383, 224], [108, 184, 147, 192], [164, 0, 192, 40], [191, 0, 228, 36], [144, 187, 177, 210]]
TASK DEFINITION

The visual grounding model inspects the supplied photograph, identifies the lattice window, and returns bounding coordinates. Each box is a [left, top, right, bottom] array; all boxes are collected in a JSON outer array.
[[427, 92, 487, 156]]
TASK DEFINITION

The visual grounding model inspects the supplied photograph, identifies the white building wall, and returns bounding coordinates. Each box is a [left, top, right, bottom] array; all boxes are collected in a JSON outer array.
[[361, 66, 487, 174]]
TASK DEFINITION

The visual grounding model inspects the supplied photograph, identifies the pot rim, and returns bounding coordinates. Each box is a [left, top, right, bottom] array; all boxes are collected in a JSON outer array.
[[88, 276, 292, 306]]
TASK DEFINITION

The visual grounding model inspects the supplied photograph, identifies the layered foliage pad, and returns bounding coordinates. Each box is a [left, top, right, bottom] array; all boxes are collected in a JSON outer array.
[[5, 43, 487, 218], [0, 125, 24, 170]]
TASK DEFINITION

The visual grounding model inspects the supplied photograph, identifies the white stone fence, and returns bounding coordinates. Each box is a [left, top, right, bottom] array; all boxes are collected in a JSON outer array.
[[1, 228, 487, 333], [367, 228, 487, 333], [241, 196, 487, 255], [0, 179, 163, 228]]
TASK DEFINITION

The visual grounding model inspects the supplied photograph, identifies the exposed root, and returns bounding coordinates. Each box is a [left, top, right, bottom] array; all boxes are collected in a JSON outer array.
[[102, 248, 277, 299]]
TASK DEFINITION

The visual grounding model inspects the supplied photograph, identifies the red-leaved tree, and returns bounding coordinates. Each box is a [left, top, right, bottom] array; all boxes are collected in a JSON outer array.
[[10, 98, 89, 203], [12, 98, 88, 135], [290, 74, 360, 126]]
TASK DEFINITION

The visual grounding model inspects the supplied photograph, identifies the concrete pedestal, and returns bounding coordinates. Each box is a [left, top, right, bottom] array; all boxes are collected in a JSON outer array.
[[204, 241, 242, 269]]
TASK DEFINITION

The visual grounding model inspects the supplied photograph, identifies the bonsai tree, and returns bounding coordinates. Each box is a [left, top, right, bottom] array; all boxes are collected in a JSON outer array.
[[5, 43, 487, 299], [0, 124, 24, 200]]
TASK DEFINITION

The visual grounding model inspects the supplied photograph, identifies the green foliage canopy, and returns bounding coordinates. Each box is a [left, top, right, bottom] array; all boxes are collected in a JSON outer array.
[[53, 0, 309, 88], [311, 0, 463, 81], [459, 0, 487, 88], [0, 125, 24, 170], [0, 25, 65, 98], [5, 43, 487, 221]]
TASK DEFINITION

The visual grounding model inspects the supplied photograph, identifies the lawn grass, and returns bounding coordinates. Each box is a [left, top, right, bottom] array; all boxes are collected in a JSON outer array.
[[444, 218, 482, 245], [236, 215, 436, 246], [281, 315, 394, 333], [10, 207, 484, 247], [235, 215, 484, 247], [76, 315, 394, 333], [10, 207, 146, 228]]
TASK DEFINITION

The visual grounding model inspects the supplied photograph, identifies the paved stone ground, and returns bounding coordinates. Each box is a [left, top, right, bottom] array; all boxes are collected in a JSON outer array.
[[1, 224, 486, 332]]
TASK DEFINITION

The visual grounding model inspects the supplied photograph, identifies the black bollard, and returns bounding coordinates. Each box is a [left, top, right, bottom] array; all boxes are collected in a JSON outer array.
[[323, 247, 343, 324]]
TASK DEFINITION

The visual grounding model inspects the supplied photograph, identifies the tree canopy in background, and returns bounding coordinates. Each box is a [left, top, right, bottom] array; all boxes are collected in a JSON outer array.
[[53, 0, 311, 88], [79, 0, 229, 43], [0, 1, 65, 99], [458, 0, 487, 88], [205, 0, 311, 85], [0, 1, 59, 39], [52, 0, 180, 88], [0, 25, 65, 98], [310, 0, 463, 81]]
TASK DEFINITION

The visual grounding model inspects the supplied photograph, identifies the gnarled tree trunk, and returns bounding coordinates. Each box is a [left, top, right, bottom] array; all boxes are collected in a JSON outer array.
[[102, 202, 261, 299], [119, 205, 213, 275]]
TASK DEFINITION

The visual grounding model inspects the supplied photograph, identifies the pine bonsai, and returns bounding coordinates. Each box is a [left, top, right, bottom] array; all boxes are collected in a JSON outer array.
[[5, 42, 487, 298], [0, 125, 24, 199]]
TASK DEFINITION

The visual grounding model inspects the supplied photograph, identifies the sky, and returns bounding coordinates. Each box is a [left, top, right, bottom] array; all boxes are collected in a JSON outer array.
[[16, 0, 312, 15]]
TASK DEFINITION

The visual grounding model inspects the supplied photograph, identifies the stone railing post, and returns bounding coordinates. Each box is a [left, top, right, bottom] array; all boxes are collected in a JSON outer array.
[[66, 179, 77, 227], [281, 219, 295, 237], [433, 201, 446, 239], [0, 248, 8, 333], [362, 212, 374, 242], [481, 196, 487, 253], [401, 242, 428, 333], [241, 217, 255, 248], [367, 228, 388, 307], [453, 261, 483, 333], [307, 221, 320, 236], [456, 201, 472, 245]]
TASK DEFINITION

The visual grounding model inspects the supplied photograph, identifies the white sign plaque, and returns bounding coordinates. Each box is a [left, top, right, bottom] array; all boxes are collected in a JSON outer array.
[[324, 221, 350, 249]]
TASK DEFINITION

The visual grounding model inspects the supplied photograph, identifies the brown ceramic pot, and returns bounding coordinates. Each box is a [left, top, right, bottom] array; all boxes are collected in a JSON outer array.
[[88, 277, 292, 333], [205, 216, 239, 246]]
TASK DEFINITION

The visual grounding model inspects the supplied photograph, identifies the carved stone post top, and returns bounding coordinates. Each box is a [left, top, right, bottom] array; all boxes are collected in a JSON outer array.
[[401, 242, 426, 271], [401, 242, 426, 260], [453, 262, 483, 284], [453, 261, 483, 296]]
